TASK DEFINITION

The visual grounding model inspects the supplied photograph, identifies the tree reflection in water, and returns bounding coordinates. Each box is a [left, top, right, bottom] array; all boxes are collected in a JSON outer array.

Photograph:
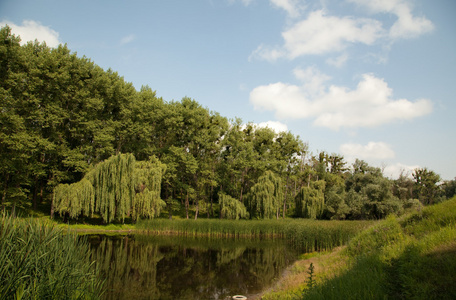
[[87, 235, 299, 300]]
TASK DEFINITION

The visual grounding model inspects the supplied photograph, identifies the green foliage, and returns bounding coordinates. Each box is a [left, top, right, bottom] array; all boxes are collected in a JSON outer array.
[[306, 263, 316, 289], [323, 183, 349, 220], [297, 197, 456, 300], [54, 153, 165, 223], [137, 218, 373, 252], [295, 181, 325, 219], [0, 25, 451, 221], [345, 215, 405, 257], [219, 192, 249, 220], [441, 178, 456, 199], [345, 160, 402, 219], [413, 168, 442, 204], [0, 214, 104, 299], [132, 156, 167, 220], [53, 178, 95, 219], [248, 171, 283, 219]]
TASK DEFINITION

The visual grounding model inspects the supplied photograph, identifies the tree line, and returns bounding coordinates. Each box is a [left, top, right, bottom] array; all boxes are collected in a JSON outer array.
[[1, 25, 455, 222]]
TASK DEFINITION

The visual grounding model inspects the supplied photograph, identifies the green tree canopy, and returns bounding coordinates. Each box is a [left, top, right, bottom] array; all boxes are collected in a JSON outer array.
[[219, 192, 249, 220], [53, 153, 165, 223], [413, 168, 442, 205], [295, 180, 325, 219], [247, 171, 283, 219]]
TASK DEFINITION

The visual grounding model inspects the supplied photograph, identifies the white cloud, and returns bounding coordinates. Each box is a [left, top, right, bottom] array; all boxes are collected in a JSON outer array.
[[256, 121, 288, 133], [249, 67, 433, 130], [292, 66, 331, 96], [383, 162, 420, 179], [0, 20, 60, 47], [120, 34, 136, 45], [242, 0, 254, 5], [348, 0, 434, 39], [284, 10, 383, 57], [389, 5, 434, 39], [228, 0, 254, 6], [270, 0, 304, 18], [250, 0, 433, 61], [251, 10, 384, 60], [340, 141, 395, 160], [326, 53, 349, 68], [249, 44, 285, 62]]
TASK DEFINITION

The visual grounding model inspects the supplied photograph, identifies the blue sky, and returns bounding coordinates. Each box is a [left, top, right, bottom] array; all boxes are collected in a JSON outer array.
[[1, 0, 455, 180]]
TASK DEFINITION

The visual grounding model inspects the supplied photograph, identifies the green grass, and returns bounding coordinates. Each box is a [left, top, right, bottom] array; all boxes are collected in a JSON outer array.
[[27, 215, 373, 252], [137, 218, 374, 252], [0, 214, 104, 300], [261, 197, 456, 300]]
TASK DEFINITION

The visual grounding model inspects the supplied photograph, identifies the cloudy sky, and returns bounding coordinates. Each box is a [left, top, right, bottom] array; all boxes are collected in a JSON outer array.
[[1, 0, 455, 180]]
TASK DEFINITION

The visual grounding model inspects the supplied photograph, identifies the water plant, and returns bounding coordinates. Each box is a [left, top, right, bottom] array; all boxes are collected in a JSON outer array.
[[137, 218, 374, 252], [0, 214, 104, 299]]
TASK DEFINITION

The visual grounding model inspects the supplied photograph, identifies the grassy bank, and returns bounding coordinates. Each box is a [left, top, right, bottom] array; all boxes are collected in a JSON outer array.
[[0, 215, 104, 300], [137, 218, 374, 252], [261, 197, 456, 299], [28, 216, 373, 252]]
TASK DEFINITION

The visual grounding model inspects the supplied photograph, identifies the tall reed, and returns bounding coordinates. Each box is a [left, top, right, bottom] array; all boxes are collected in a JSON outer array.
[[137, 218, 374, 252], [0, 215, 104, 300]]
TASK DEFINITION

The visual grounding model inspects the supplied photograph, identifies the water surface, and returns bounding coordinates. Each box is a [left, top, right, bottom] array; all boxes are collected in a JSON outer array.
[[87, 234, 299, 300]]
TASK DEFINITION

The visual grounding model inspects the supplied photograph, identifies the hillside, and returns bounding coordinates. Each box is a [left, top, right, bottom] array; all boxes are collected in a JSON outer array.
[[262, 197, 456, 299]]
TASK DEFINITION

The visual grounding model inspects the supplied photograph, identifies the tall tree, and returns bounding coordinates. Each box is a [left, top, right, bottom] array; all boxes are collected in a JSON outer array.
[[53, 153, 165, 223], [132, 156, 167, 220], [412, 168, 441, 204], [0, 26, 38, 213], [247, 171, 283, 219], [441, 178, 456, 199], [219, 192, 249, 220], [345, 160, 401, 219], [295, 180, 325, 219]]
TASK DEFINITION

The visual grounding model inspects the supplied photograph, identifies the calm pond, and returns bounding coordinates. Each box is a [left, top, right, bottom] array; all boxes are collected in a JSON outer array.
[[87, 234, 300, 300]]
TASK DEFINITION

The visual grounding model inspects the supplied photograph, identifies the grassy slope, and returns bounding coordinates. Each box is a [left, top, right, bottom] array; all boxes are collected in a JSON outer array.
[[261, 197, 456, 300]]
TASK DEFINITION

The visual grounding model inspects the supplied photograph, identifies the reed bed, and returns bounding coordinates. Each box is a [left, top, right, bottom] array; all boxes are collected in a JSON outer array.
[[0, 215, 104, 300], [137, 218, 374, 252]]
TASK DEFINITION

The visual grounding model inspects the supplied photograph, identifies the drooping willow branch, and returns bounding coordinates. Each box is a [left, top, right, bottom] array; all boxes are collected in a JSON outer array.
[[53, 153, 166, 223]]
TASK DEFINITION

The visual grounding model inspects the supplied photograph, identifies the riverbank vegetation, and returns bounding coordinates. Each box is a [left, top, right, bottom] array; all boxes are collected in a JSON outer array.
[[1, 25, 455, 224], [261, 196, 456, 299], [137, 219, 374, 252], [0, 214, 104, 299]]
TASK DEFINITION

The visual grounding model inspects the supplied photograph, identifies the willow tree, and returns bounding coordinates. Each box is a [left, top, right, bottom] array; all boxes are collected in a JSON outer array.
[[132, 156, 167, 221], [219, 192, 249, 220], [247, 171, 283, 219], [52, 178, 94, 219], [295, 180, 325, 219], [53, 153, 165, 223]]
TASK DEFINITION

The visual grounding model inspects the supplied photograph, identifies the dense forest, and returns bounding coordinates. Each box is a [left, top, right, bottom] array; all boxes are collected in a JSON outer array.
[[1, 25, 455, 222]]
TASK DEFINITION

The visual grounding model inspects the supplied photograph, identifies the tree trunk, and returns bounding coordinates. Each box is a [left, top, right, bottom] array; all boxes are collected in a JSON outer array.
[[194, 174, 199, 220], [209, 185, 214, 217], [1, 174, 9, 211], [32, 176, 38, 210], [283, 176, 290, 219], [194, 202, 199, 220], [185, 190, 189, 219], [40, 183, 44, 204], [167, 189, 173, 220]]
